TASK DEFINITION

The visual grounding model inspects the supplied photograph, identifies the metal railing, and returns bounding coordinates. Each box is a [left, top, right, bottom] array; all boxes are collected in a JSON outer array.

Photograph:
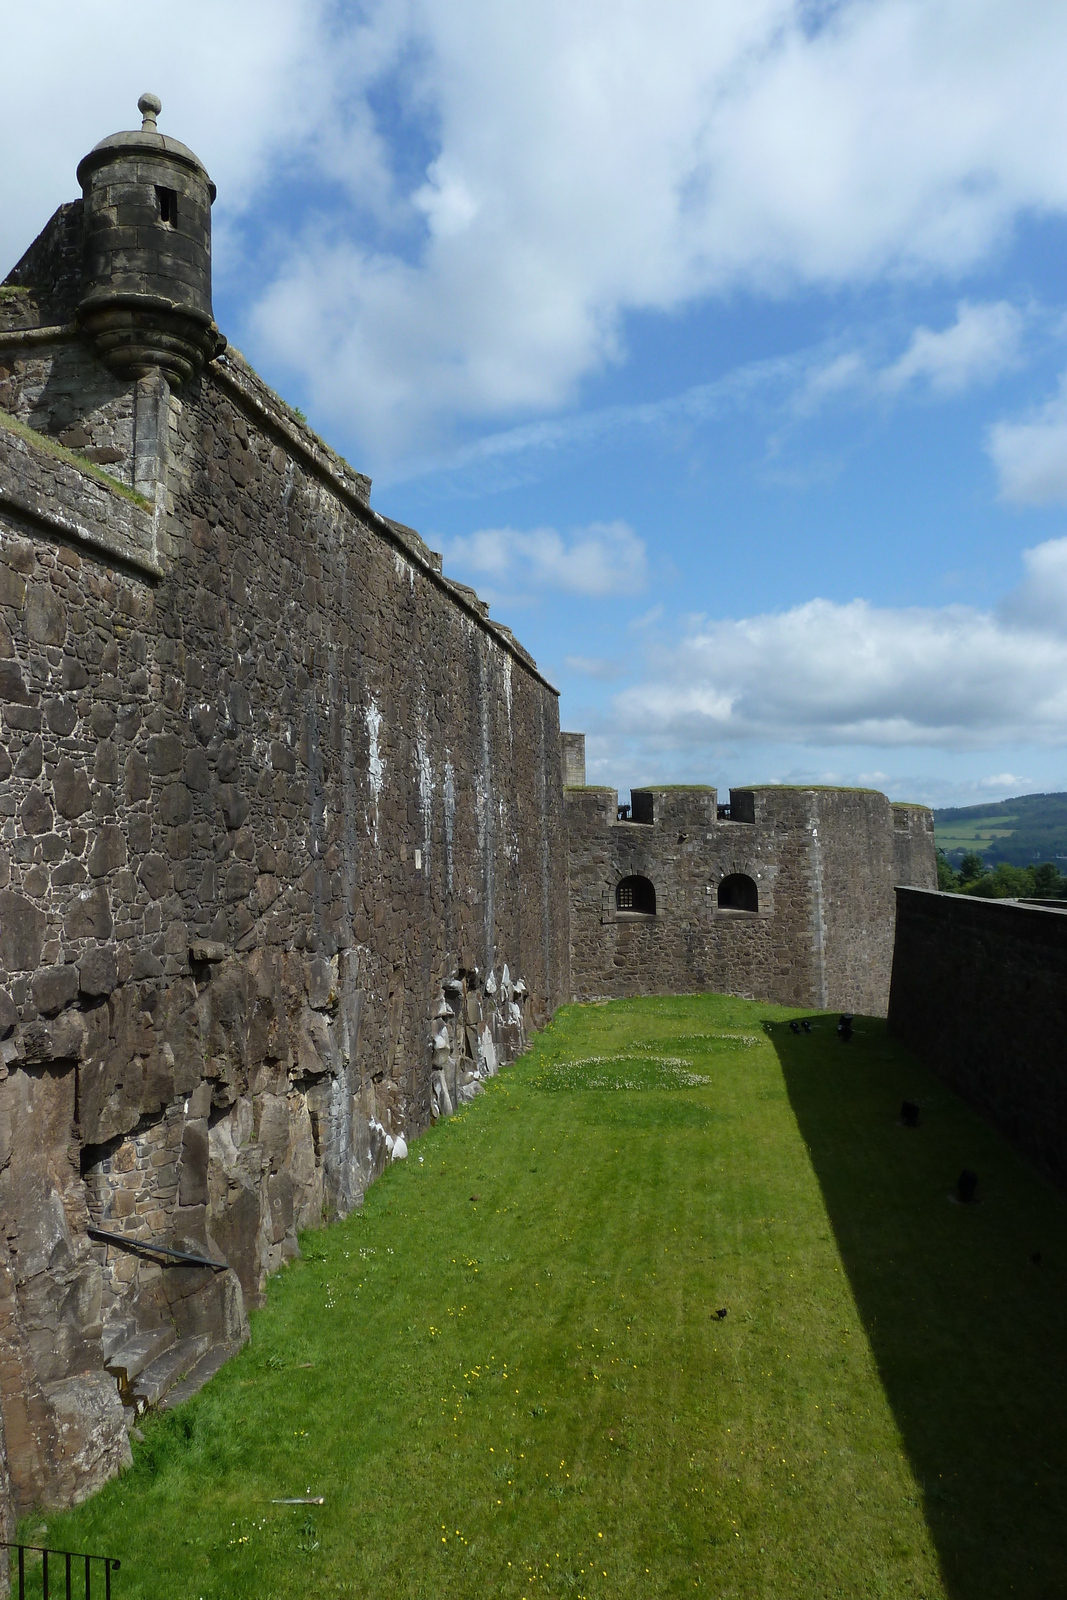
[[87, 1225, 226, 1271], [1, 1542, 120, 1600]]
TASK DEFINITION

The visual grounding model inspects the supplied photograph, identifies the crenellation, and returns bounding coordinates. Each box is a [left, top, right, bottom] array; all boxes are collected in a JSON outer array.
[[566, 773, 934, 1009]]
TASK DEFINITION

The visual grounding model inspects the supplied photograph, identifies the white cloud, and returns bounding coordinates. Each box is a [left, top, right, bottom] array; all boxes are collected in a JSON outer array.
[[0, 2, 352, 264], [879, 301, 1024, 395], [243, 0, 1067, 458], [988, 372, 1067, 504], [610, 536, 1067, 751], [445, 519, 646, 599], [564, 655, 624, 680], [8, 3, 1067, 461]]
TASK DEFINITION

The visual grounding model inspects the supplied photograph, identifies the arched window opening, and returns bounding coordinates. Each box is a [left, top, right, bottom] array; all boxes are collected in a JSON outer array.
[[718, 873, 758, 913], [616, 875, 656, 916]]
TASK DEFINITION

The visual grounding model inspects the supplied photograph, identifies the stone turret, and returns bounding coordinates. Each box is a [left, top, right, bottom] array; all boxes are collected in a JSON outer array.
[[76, 93, 225, 386]]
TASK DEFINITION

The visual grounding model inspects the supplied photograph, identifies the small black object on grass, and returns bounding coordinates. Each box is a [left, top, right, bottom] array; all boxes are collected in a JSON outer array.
[[801, 1019, 812, 1034], [714, 1307, 728, 1320], [789, 1020, 800, 1034], [901, 1100, 920, 1128], [956, 1168, 979, 1204], [837, 1014, 853, 1042]]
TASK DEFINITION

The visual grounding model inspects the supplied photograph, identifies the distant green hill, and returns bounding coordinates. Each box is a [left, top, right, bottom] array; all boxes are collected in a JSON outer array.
[[934, 791, 1067, 867]]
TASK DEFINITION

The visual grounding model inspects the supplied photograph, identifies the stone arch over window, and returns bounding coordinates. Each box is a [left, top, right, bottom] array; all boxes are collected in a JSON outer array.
[[616, 875, 656, 915], [718, 873, 758, 913]]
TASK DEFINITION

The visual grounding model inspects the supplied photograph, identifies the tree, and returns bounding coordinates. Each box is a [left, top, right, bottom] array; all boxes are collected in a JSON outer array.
[[965, 862, 1034, 899], [936, 849, 959, 891], [958, 851, 985, 883], [1032, 861, 1065, 899]]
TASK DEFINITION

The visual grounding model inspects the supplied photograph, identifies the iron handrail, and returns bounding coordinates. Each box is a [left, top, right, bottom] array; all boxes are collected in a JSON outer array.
[[1, 1541, 120, 1600], [87, 1226, 226, 1271]]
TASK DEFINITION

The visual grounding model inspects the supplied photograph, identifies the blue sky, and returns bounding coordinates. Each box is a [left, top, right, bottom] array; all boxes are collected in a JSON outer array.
[[8, 1, 1067, 805]]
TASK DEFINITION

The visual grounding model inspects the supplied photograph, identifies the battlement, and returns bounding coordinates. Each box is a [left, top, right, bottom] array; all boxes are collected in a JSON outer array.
[[564, 747, 936, 1009]]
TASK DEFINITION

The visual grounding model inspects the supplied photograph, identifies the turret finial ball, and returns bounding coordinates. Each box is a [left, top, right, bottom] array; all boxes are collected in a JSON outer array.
[[138, 93, 162, 130]]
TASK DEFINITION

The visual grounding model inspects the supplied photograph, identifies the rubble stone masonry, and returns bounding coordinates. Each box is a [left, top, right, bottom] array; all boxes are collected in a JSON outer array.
[[566, 766, 935, 1012], [0, 102, 937, 1525], [0, 177, 567, 1515]]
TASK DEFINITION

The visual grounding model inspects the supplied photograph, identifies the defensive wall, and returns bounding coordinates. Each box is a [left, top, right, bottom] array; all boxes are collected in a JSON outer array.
[[565, 734, 935, 1013], [0, 98, 938, 1525], [0, 100, 567, 1518], [888, 888, 1067, 1193]]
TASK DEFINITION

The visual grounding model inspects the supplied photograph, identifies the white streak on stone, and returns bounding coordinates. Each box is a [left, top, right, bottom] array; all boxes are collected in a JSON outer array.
[[365, 700, 384, 843]]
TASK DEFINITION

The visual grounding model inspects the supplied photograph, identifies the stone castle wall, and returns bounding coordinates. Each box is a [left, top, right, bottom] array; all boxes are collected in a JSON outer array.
[[888, 888, 1067, 1192], [0, 206, 567, 1514], [0, 117, 940, 1527], [566, 774, 936, 1013]]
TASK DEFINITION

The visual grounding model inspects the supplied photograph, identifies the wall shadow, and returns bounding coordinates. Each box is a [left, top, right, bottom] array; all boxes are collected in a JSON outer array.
[[771, 1014, 1067, 1600]]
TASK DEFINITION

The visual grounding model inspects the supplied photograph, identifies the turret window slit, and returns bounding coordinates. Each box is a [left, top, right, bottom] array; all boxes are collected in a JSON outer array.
[[156, 186, 178, 226]]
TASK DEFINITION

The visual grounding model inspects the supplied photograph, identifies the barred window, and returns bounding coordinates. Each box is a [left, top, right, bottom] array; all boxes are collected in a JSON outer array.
[[616, 875, 656, 914]]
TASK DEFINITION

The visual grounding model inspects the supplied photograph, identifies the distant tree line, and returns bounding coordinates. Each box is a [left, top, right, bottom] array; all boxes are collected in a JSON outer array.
[[936, 850, 1067, 900]]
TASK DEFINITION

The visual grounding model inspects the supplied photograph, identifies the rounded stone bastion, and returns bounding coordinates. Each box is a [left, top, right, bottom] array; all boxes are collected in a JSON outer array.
[[76, 93, 226, 386]]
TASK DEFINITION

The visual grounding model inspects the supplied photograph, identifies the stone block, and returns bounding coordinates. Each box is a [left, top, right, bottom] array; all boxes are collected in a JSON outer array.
[[52, 758, 92, 819], [178, 1120, 209, 1207], [78, 946, 118, 997], [32, 964, 80, 1016], [0, 890, 47, 971], [20, 786, 54, 835], [23, 587, 66, 646], [64, 885, 113, 942], [15, 737, 43, 778], [218, 785, 250, 829], [159, 783, 192, 826], [147, 734, 183, 776], [44, 1372, 132, 1506], [88, 825, 127, 877]]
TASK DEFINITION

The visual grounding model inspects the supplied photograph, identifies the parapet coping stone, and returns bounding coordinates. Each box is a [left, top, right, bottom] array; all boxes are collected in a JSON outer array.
[[211, 349, 554, 694], [894, 884, 1067, 925]]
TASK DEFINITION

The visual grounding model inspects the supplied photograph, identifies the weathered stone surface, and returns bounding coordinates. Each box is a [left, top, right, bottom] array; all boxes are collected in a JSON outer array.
[[77, 946, 118, 997], [87, 825, 126, 877], [0, 107, 566, 1528], [566, 778, 935, 1015], [137, 853, 172, 900], [0, 891, 47, 972], [14, 737, 42, 779], [23, 586, 66, 646], [63, 886, 113, 942], [44, 1373, 131, 1507], [19, 786, 53, 835], [178, 1120, 209, 1207], [32, 965, 80, 1017], [53, 757, 92, 818]]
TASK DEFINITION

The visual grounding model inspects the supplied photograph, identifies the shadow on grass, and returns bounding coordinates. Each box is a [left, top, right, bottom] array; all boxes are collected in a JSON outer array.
[[772, 1014, 1067, 1600]]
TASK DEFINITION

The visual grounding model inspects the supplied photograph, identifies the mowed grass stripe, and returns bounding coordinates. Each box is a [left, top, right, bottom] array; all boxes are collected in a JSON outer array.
[[23, 995, 1066, 1598]]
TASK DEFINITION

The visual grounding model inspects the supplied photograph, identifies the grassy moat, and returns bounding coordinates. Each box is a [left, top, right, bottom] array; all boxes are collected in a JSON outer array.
[[24, 996, 1067, 1599]]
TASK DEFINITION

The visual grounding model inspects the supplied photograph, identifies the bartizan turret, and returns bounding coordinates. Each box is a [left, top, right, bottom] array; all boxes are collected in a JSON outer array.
[[76, 93, 225, 387]]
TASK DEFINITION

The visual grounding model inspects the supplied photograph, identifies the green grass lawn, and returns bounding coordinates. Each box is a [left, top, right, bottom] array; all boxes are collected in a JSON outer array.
[[23, 996, 1067, 1599]]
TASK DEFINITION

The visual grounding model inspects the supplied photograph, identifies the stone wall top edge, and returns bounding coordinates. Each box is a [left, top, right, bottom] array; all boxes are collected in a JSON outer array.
[[894, 884, 1067, 934], [740, 783, 889, 795], [210, 350, 558, 697], [0, 322, 78, 346]]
